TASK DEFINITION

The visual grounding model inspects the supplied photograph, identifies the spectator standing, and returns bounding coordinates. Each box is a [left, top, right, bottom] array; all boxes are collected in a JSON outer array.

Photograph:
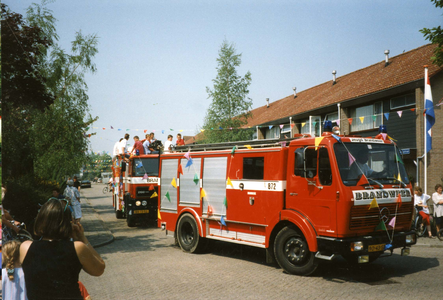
[[73, 176, 81, 192], [432, 184, 443, 234], [176, 133, 185, 146], [164, 135, 173, 153], [131, 136, 145, 155], [20, 199, 105, 300], [2, 240, 28, 300], [414, 186, 434, 238], [64, 180, 82, 224]]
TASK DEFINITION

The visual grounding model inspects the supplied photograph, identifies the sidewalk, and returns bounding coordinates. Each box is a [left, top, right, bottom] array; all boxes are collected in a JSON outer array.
[[80, 192, 114, 248]]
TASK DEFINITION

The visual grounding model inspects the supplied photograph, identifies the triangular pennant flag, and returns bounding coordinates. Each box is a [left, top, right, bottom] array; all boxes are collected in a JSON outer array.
[[220, 216, 227, 226], [158, 209, 161, 220], [312, 122, 317, 127], [244, 145, 252, 149], [290, 123, 295, 128], [150, 191, 158, 198], [301, 122, 306, 128], [336, 119, 340, 126], [396, 153, 404, 165], [359, 116, 365, 124], [381, 133, 387, 140], [314, 137, 324, 149], [185, 158, 193, 168], [348, 118, 353, 125], [184, 150, 191, 160], [193, 173, 199, 185], [171, 178, 177, 188], [410, 108, 415, 112], [224, 196, 227, 208], [357, 174, 369, 186], [207, 205, 213, 215], [372, 115, 377, 122], [375, 220, 387, 231], [397, 111, 403, 118], [149, 185, 155, 191], [384, 243, 393, 250], [142, 173, 148, 180], [279, 124, 284, 129], [348, 152, 356, 167], [227, 177, 234, 187], [384, 113, 389, 120], [369, 197, 379, 210], [178, 164, 184, 175], [165, 191, 171, 202], [388, 217, 396, 228], [269, 125, 273, 130], [396, 193, 402, 208], [200, 189, 206, 199]]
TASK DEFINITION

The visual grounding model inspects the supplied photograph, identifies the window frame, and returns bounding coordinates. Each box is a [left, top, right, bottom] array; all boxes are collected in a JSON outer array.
[[350, 102, 383, 132]]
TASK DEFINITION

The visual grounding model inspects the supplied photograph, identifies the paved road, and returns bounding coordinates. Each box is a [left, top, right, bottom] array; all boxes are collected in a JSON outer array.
[[80, 185, 443, 300]]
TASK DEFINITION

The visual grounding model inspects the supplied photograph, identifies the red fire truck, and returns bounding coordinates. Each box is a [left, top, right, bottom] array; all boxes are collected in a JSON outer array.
[[158, 124, 416, 275], [112, 154, 160, 227]]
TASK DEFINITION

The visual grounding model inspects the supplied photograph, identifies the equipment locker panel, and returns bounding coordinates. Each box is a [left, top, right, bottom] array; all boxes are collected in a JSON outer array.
[[202, 157, 227, 216], [160, 159, 178, 213], [179, 158, 201, 206]]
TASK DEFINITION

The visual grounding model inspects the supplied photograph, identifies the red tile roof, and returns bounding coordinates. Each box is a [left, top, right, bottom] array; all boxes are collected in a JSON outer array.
[[245, 44, 442, 127]]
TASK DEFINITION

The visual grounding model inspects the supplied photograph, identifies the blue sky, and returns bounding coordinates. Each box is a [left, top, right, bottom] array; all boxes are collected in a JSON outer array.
[[6, 0, 442, 153]]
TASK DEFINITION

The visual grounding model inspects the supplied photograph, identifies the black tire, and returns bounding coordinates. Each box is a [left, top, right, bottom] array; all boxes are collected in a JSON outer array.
[[177, 214, 205, 253], [127, 214, 136, 227], [413, 217, 427, 237], [103, 187, 108, 194], [273, 227, 317, 276]]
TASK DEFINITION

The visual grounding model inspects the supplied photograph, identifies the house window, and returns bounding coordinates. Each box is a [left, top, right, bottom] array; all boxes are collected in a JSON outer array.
[[300, 116, 321, 136], [350, 102, 382, 132], [390, 94, 415, 110], [324, 112, 338, 126]]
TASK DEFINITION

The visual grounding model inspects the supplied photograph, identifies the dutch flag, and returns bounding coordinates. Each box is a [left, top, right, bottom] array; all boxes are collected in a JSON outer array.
[[424, 68, 435, 153]]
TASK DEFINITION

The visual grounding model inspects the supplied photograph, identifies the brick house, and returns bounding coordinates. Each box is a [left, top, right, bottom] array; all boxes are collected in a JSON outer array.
[[244, 44, 442, 195]]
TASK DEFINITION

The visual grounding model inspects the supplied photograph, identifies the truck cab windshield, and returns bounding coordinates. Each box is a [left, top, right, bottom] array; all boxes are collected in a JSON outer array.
[[333, 143, 409, 186], [132, 158, 159, 177]]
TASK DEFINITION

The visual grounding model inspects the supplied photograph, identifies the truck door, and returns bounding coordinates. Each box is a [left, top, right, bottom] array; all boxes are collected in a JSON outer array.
[[286, 146, 337, 236]]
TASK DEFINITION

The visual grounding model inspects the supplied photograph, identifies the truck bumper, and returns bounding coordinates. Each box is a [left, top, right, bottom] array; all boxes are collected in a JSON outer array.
[[316, 230, 416, 257]]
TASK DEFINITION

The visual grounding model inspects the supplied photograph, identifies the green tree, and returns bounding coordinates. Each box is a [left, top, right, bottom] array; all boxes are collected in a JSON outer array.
[[420, 0, 443, 66], [202, 40, 253, 143]]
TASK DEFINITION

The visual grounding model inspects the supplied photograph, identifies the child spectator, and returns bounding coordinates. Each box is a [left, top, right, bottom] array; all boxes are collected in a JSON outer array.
[[2, 240, 28, 300]]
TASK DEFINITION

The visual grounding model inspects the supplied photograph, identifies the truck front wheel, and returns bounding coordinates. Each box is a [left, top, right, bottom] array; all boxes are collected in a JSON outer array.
[[177, 214, 205, 253], [274, 227, 317, 276]]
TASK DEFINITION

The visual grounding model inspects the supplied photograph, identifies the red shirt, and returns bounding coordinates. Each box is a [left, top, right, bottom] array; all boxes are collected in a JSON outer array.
[[176, 139, 185, 146], [132, 140, 145, 155]]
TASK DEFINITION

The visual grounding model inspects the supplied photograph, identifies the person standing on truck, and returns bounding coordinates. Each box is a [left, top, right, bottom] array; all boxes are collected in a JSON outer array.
[[142, 133, 152, 154], [164, 135, 173, 153], [176, 133, 185, 146], [130, 136, 145, 155], [432, 184, 443, 234]]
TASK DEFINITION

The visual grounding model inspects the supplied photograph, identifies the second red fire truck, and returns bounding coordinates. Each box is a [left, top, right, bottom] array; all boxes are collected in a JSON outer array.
[[155, 123, 416, 275]]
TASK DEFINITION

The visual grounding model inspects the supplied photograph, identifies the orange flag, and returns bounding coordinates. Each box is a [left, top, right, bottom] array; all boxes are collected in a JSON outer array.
[[178, 163, 184, 175], [396, 194, 402, 208], [357, 174, 368, 186]]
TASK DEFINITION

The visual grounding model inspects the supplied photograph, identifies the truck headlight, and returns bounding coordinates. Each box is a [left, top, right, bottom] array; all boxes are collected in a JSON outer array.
[[136, 201, 141, 206], [406, 234, 416, 244], [142, 200, 147, 206], [351, 241, 364, 252]]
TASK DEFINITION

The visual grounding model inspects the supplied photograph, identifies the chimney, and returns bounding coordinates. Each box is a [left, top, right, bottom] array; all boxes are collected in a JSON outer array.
[[332, 70, 337, 85], [384, 50, 390, 66], [293, 87, 297, 98], [266, 98, 270, 108]]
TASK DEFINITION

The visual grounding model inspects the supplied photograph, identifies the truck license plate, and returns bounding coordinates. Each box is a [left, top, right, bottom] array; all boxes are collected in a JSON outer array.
[[368, 244, 385, 252], [134, 209, 149, 214]]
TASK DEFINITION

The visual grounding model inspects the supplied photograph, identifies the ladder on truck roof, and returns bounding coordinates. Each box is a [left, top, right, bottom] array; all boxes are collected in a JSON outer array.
[[173, 137, 301, 153]]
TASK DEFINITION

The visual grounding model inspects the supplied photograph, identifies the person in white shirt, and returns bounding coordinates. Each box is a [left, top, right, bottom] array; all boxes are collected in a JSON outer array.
[[432, 184, 443, 234], [414, 186, 434, 238], [163, 135, 173, 153], [113, 138, 123, 160]]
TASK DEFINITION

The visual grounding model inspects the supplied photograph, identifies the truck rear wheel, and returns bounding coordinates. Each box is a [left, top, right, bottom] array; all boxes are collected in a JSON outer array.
[[274, 227, 317, 276], [177, 214, 205, 253]]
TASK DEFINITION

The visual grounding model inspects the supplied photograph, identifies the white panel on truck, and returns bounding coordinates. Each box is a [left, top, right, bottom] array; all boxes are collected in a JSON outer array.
[[179, 158, 201, 206], [202, 157, 227, 216]]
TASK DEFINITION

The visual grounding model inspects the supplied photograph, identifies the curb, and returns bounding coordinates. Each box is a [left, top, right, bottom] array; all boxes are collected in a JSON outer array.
[[81, 192, 115, 249]]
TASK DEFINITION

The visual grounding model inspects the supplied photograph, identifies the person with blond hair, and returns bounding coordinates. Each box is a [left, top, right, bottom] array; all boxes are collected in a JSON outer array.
[[2, 240, 28, 299]]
